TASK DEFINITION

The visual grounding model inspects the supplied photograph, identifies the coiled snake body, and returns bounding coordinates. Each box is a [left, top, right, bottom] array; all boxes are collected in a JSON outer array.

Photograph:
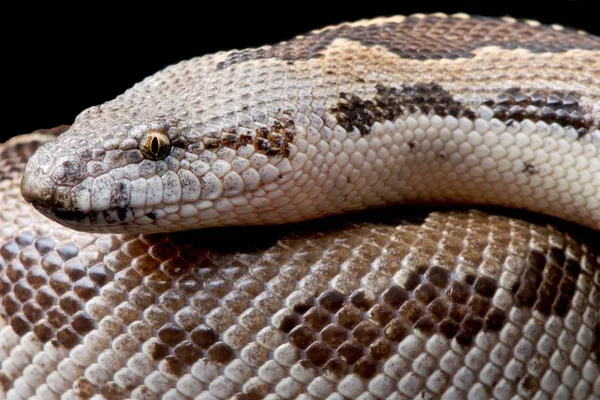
[[2, 13, 600, 399]]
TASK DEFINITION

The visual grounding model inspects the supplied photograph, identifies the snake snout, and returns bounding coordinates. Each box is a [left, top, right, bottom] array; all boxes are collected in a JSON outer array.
[[21, 144, 86, 211]]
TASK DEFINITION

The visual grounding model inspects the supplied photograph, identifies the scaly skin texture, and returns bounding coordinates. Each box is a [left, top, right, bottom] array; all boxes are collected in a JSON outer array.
[[2, 131, 600, 399], [4, 13, 600, 400], [20, 14, 600, 233]]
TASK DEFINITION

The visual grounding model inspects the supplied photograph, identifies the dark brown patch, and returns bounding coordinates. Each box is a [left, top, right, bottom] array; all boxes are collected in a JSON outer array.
[[414, 282, 438, 304], [216, 15, 600, 70], [289, 325, 316, 349], [354, 357, 378, 379], [191, 325, 219, 349], [446, 281, 470, 304], [382, 285, 409, 307], [384, 318, 409, 342], [318, 289, 346, 312], [414, 315, 437, 335], [56, 325, 80, 349], [353, 321, 380, 346], [174, 341, 203, 365], [207, 342, 234, 365], [324, 359, 347, 379], [336, 305, 362, 329], [488, 88, 596, 136], [200, 120, 294, 158], [332, 83, 598, 137], [399, 300, 425, 323], [484, 308, 506, 332], [337, 341, 364, 364], [147, 340, 170, 361], [425, 266, 450, 288], [158, 322, 186, 346], [278, 314, 300, 332], [350, 289, 375, 310], [331, 83, 476, 135], [439, 318, 460, 338], [369, 303, 395, 326], [305, 341, 332, 366], [321, 325, 348, 347], [304, 307, 331, 331], [473, 276, 497, 298]]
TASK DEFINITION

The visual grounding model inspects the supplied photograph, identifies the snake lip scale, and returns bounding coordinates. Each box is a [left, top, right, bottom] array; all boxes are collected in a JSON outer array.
[[1, 12, 600, 400]]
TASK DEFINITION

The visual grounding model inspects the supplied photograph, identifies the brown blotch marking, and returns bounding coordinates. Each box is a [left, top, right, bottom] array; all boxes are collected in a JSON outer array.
[[208, 342, 235, 365], [305, 341, 332, 366], [425, 266, 450, 288], [324, 359, 347, 379], [382, 285, 409, 307], [71, 311, 95, 335], [439, 318, 460, 338], [447, 281, 470, 304], [516, 267, 543, 307], [369, 337, 394, 360], [427, 297, 449, 322], [56, 325, 80, 349], [487, 87, 596, 137], [448, 303, 467, 323], [2, 293, 19, 316], [473, 276, 497, 298], [468, 295, 491, 318], [384, 318, 409, 342], [528, 250, 547, 270], [318, 289, 346, 312], [337, 341, 364, 364], [331, 83, 477, 136], [592, 324, 600, 361], [292, 296, 314, 314], [456, 315, 484, 347], [289, 325, 317, 349], [484, 308, 506, 332], [163, 355, 186, 377], [46, 306, 68, 328], [59, 293, 82, 315], [414, 315, 437, 336], [369, 303, 395, 326], [278, 314, 300, 333], [158, 322, 186, 346], [522, 162, 538, 176], [191, 325, 219, 349], [147, 340, 170, 361], [23, 300, 43, 323], [414, 282, 438, 304], [321, 324, 348, 347], [353, 321, 380, 346], [73, 377, 97, 399], [303, 307, 331, 331], [201, 120, 294, 158], [336, 305, 362, 329], [10, 314, 30, 336], [354, 357, 378, 379], [399, 300, 425, 323], [33, 320, 54, 342], [216, 15, 600, 70], [174, 341, 203, 365], [350, 289, 375, 310]]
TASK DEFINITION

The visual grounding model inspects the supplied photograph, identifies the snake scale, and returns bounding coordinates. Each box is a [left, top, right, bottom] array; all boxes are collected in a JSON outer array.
[[2, 13, 600, 400]]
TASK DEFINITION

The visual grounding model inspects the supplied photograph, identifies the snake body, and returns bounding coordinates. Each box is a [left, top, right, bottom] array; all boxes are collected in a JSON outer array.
[[2, 13, 600, 399]]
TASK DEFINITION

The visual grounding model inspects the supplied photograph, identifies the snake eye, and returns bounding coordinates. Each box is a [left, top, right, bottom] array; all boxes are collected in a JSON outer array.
[[140, 130, 171, 160]]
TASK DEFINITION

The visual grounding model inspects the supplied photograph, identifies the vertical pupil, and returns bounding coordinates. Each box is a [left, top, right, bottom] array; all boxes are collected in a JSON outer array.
[[151, 136, 159, 154]]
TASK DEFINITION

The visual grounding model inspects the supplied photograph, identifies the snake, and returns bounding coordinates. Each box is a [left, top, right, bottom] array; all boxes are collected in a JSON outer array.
[[1, 12, 599, 400]]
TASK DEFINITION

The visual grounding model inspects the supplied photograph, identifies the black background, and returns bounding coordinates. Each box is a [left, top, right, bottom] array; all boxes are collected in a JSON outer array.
[[4, 1, 598, 141]]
